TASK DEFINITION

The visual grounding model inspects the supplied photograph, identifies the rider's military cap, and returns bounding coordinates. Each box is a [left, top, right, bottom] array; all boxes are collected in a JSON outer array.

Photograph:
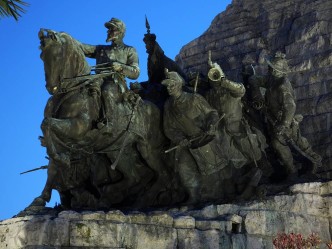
[[104, 18, 126, 33]]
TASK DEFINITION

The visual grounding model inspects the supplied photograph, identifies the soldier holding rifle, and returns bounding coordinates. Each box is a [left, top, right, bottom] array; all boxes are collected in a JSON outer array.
[[162, 69, 227, 204], [249, 52, 321, 180]]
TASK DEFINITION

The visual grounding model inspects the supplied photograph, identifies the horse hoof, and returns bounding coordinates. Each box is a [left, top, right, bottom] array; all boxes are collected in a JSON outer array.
[[256, 185, 267, 198]]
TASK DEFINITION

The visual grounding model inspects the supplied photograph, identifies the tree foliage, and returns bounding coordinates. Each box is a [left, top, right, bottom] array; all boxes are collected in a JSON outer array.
[[0, 0, 29, 21]]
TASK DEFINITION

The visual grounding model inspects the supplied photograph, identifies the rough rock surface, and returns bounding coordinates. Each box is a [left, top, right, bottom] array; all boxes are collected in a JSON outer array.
[[1, 181, 332, 248], [176, 0, 332, 173]]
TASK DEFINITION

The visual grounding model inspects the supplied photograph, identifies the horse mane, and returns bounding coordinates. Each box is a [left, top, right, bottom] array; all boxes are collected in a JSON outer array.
[[58, 32, 91, 78]]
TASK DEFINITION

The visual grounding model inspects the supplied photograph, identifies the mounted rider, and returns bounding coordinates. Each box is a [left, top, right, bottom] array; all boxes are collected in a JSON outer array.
[[78, 18, 140, 122]]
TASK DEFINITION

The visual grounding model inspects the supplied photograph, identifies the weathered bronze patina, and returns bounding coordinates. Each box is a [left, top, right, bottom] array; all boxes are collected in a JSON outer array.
[[249, 52, 322, 179], [27, 20, 179, 212], [21, 20, 323, 215]]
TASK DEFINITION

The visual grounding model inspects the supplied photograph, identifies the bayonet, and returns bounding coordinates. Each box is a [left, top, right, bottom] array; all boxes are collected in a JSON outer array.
[[145, 15, 151, 34], [264, 112, 321, 166], [165, 113, 225, 154], [250, 64, 256, 75], [20, 165, 48, 175], [208, 50, 213, 67], [193, 73, 199, 94]]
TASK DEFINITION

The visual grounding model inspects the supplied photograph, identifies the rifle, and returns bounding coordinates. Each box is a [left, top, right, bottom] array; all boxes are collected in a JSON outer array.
[[165, 135, 207, 154], [20, 165, 48, 175], [242, 118, 259, 168], [264, 112, 321, 165], [165, 113, 225, 154]]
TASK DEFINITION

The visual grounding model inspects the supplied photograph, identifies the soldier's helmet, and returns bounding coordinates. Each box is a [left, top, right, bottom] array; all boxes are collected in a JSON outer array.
[[161, 69, 185, 86], [104, 18, 126, 34], [266, 51, 290, 74]]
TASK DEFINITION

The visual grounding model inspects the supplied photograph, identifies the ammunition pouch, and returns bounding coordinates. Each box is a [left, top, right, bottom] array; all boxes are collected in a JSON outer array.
[[190, 141, 228, 176]]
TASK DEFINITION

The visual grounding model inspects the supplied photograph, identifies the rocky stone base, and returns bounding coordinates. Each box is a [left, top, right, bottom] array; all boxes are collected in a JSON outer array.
[[1, 181, 331, 249]]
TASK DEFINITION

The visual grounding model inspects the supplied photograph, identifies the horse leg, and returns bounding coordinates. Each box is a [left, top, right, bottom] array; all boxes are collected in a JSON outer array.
[[29, 159, 58, 207], [44, 117, 92, 140], [98, 146, 147, 207], [135, 139, 173, 206], [29, 122, 68, 207]]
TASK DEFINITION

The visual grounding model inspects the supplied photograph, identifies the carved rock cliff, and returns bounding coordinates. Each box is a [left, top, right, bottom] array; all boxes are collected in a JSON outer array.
[[176, 0, 332, 171]]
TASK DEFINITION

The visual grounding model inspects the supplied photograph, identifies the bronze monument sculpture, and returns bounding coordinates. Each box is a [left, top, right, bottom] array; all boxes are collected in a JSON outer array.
[[21, 18, 322, 215], [131, 17, 187, 109], [162, 69, 228, 204], [249, 52, 322, 180], [28, 19, 179, 212], [205, 52, 270, 199]]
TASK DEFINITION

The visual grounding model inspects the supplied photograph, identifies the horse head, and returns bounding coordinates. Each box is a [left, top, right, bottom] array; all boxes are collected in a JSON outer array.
[[38, 29, 91, 95]]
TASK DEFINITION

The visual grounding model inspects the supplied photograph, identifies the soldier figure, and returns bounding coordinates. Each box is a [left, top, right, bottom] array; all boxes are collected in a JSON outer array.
[[249, 52, 321, 179], [143, 33, 186, 84], [133, 27, 187, 109], [205, 59, 267, 199], [162, 70, 227, 204], [78, 18, 140, 121]]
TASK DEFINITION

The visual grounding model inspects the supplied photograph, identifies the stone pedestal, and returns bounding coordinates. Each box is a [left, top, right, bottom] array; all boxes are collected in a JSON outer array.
[[1, 181, 331, 249]]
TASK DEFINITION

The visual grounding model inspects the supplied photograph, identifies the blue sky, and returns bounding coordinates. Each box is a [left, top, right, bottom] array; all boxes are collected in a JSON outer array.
[[0, 0, 231, 220]]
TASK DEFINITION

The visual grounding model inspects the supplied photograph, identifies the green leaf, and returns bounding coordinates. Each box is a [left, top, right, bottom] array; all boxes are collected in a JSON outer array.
[[0, 0, 29, 21]]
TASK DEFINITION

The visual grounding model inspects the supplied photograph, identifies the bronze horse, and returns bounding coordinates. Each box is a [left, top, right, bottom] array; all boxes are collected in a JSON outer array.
[[30, 29, 176, 210]]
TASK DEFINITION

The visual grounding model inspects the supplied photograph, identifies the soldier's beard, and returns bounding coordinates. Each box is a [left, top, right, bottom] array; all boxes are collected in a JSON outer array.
[[106, 35, 118, 43], [106, 31, 123, 43]]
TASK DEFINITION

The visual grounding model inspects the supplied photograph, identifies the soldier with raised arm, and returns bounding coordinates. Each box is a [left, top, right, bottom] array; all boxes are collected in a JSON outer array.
[[205, 54, 268, 199]]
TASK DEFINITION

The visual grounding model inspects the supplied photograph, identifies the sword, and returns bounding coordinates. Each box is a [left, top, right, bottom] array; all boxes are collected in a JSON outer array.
[[20, 165, 48, 175]]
